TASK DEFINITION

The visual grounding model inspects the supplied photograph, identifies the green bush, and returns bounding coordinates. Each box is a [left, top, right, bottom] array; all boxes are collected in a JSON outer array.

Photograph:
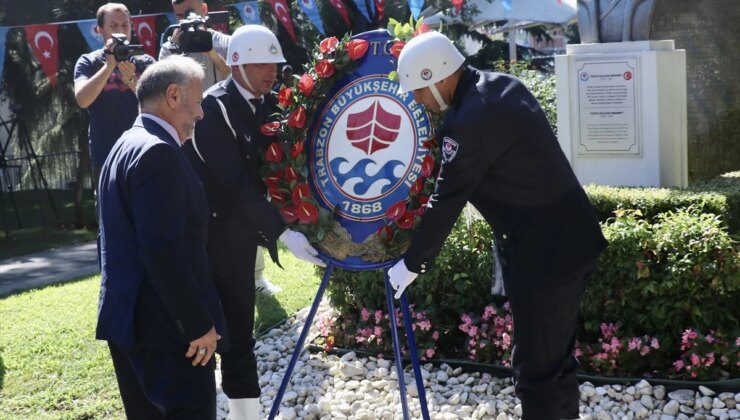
[[584, 171, 740, 235], [580, 208, 740, 347], [322, 175, 740, 379]]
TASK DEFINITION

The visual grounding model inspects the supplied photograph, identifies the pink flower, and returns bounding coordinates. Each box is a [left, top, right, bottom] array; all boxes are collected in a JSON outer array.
[[705, 352, 715, 367], [628, 338, 641, 351], [681, 329, 699, 349], [574, 345, 583, 358], [650, 337, 660, 349], [432, 331, 439, 340], [600, 323, 618, 339], [483, 305, 496, 320], [417, 320, 432, 331], [736, 337, 740, 346], [375, 310, 383, 324], [705, 334, 716, 344], [690, 353, 701, 366], [374, 326, 383, 337], [425, 348, 435, 358], [468, 325, 479, 338], [502, 332, 512, 349], [673, 359, 685, 371], [640, 346, 650, 356], [361, 307, 370, 322]]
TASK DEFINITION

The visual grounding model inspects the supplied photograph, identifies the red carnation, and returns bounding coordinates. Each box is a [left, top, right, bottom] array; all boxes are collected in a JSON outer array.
[[385, 200, 406, 222], [297, 74, 315, 96], [265, 169, 284, 188], [390, 41, 405, 59], [292, 183, 311, 206], [278, 87, 293, 107], [396, 212, 416, 229], [291, 139, 305, 158], [346, 39, 369, 60], [422, 138, 437, 149], [315, 60, 335, 78], [421, 154, 435, 177], [319, 37, 339, 54], [410, 177, 424, 194], [415, 21, 430, 36], [268, 187, 287, 205], [260, 121, 280, 136], [279, 205, 299, 223], [285, 165, 299, 182], [265, 142, 283, 162], [377, 225, 393, 243], [296, 201, 319, 224], [418, 195, 430, 207], [288, 106, 306, 129]]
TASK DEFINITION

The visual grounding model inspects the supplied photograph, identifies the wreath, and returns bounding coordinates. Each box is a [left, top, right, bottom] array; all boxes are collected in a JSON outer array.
[[260, 20, 440, 263]]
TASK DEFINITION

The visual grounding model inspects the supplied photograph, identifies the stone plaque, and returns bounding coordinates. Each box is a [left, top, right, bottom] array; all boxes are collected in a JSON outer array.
[[576, 57, 640, 155]]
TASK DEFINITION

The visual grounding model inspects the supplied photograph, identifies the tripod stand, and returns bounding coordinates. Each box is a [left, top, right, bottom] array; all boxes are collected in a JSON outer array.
[[0, 106, 59, 234]]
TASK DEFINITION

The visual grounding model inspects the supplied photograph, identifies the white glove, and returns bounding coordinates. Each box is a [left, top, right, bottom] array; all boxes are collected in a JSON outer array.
[[388, 259, 419, 299], [279, 230, 326, 267]]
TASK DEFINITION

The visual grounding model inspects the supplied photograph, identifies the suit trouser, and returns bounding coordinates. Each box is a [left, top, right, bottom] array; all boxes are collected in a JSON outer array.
[[254, 246, 266, 280], [108, 342, 216, 419], [209, 214, 260, 398], [505, 257, 599, 420]]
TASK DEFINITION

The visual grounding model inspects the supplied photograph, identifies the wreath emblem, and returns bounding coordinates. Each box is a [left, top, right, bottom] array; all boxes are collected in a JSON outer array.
[[260, 26, 440, 262]]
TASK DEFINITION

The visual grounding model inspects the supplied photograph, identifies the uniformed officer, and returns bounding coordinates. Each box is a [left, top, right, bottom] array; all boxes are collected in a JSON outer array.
[[388, 32, 607, 420], [185, 25, 326, 419]]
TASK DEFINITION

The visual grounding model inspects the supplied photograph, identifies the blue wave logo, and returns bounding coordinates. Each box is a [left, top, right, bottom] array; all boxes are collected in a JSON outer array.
[[330, 157, 404, 195]]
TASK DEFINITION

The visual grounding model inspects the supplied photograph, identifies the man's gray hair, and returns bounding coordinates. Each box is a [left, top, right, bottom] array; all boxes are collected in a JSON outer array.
[[136, 56, 204, 107]]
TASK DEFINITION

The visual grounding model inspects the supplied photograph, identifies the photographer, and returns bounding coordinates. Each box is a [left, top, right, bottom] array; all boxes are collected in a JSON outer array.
[[160, 0, 230, 90], [74, 3, 156, 187]]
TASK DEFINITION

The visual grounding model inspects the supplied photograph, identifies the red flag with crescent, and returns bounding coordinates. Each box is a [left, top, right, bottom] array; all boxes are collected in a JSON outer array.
[[374, 0, 385, 21], [328, 0, 351, 27], [267, 0, 297, 43], [25, 24, 59, 88], [131, 15, 157, 57]]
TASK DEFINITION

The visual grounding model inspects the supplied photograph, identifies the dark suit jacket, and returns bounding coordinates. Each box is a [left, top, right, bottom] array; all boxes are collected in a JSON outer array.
[[405, 67, 607, 292], [186, 78, 285, 263], [97, 116, 226, 350]]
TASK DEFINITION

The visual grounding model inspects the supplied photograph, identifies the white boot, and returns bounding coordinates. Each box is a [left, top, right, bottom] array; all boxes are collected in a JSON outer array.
[[228, 398, 261, 419]]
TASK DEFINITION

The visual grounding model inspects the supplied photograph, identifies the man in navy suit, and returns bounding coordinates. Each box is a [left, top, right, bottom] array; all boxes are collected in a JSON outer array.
[[97, 55, 226, 419]]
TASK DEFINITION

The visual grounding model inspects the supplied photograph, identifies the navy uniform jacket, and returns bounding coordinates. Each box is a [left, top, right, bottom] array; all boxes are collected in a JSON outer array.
[[97, 116, 227, 350], [404, 67, 607, 292], [186, 78, 285, 262]]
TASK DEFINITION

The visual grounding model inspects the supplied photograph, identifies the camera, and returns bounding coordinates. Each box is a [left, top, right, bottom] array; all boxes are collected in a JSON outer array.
[[108, 33, 144, 62], [163, 10, 228, 54]]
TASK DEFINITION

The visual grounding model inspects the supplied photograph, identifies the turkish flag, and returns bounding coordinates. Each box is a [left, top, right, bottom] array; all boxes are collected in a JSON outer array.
[[267, 0, 297, 43], [25, 24, 59, 88], [328, 0, 351, 27], [374, 0, 385, 21], [131, 15, 157, 57], [452, 0, 464, 14]]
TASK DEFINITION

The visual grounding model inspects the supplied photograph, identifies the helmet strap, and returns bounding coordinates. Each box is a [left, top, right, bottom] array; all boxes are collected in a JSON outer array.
[[429, 84, 448, 113], [237, 65, 258, 96]]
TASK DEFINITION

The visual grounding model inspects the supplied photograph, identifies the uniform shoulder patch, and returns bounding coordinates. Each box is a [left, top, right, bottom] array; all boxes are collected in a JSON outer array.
[[441, 137, 459, 163]]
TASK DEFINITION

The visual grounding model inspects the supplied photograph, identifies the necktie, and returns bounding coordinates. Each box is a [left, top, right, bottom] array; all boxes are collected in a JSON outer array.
[[249, 98, 264, 123]]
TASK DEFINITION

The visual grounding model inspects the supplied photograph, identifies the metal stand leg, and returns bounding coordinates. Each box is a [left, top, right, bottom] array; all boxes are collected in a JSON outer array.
[[268, 264, 334, 420], [400, 293, 431, 420], [384, 267, 411, 420]]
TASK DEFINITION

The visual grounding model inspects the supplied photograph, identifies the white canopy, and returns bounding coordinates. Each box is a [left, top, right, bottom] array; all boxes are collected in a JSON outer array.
[[423, 0, 577, 31], [423, 0, 577, 61]]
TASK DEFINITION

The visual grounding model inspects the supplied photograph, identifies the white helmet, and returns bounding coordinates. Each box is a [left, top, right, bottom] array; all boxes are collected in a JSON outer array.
[[227, 25, 286, 65], [397, 31, 465, 93]]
